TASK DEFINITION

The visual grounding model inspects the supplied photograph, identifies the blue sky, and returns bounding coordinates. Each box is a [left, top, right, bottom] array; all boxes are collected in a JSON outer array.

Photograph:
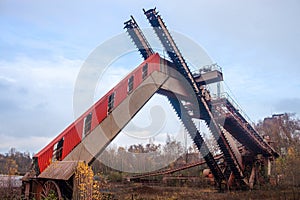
[[0, 0, 299, 154]]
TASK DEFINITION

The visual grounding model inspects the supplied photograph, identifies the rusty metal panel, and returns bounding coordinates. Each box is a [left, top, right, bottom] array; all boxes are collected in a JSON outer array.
[[38, 161, 79, 180], [221, 126, 243, 167]]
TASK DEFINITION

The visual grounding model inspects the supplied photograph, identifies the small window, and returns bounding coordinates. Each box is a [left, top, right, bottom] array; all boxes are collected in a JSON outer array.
[[142, 63, 148, 79], [128, 75, 134, 93], [108, 92, 115, 113], [52, 137, 64, 162], [83, 112, 92, 138]]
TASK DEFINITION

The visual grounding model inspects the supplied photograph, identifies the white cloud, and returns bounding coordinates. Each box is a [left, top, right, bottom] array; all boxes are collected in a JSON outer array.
[[0, 133, 52, 154], [1, 0, 299, 155], [0, 54, 177, 154], [0, 56, 83, 152], [0, 75, 16, 84], [110, 94, 184, 146], [1, 56, 81, 84]]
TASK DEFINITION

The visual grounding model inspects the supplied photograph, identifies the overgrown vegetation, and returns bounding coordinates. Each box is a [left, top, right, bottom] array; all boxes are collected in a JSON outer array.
[[0, 113, 299, 199], [73, 161, 112, 200], [93, 134, 201, 175], [0, 148, 32, 175], [256, 113, 300, 187], [0, 148, 31, 199]]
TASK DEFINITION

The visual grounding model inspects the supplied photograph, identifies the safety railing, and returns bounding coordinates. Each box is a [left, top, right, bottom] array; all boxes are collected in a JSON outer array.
[[192, 63, 222, 76], [212, 92, 256, 128]]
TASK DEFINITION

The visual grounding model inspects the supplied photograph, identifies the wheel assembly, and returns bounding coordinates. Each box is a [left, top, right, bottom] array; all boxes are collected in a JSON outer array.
[[40, 180, 62, 200]]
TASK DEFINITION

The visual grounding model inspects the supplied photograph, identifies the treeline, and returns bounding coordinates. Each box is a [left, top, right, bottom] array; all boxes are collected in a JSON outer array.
[[0, 148, 32, 175], [92, 135, 202, 176], [256, 113, 300, 187], [91, 113, 300, 188], [1, 113, 299, 188]]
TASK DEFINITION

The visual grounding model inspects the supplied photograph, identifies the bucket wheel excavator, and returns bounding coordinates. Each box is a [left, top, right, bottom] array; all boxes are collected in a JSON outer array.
[[22, 8, 278, 200]]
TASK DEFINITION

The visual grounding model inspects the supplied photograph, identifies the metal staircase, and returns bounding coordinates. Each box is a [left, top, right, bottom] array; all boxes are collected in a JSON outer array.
[[211, 94, 278, 158], [167, 95, 226, 185], [143, 8, 247, 186], [124, 14, 226, 186]]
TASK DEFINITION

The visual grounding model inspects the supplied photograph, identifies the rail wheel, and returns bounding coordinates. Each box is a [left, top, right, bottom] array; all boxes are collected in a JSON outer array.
[[40, 180, 62, 200]]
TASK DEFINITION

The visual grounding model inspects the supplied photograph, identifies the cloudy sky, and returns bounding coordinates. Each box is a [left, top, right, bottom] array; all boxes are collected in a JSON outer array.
[[1, 0, 299, 154]]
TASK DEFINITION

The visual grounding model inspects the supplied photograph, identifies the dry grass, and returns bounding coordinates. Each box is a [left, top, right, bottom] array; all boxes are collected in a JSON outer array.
[[110, 183, 300, 200], [0, 187, 22, 200], [1, 183, 299, 199]]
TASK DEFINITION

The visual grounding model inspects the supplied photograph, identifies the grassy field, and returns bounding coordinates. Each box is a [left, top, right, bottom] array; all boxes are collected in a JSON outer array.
[[1, 183, 299, 199], [109, 183, 300, 200]]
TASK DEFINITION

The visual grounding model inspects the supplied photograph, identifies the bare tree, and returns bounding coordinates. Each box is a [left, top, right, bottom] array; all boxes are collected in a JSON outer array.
[[256, 113, 300, 187]]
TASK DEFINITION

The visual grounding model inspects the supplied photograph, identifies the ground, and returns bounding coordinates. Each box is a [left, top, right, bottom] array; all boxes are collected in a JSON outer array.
[[1, 182, 299, 199], [106, 183, 300, 200]]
